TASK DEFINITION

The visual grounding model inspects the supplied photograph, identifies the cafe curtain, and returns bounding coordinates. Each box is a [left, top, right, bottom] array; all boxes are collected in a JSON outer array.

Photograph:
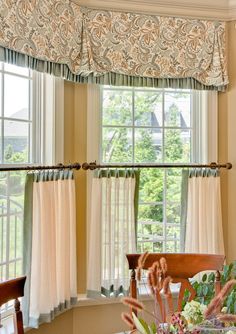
[[0, 1, 228, 90], [23, 170, 77, 328], [87, 170, 139, 297], [184, 169, 225, 255]]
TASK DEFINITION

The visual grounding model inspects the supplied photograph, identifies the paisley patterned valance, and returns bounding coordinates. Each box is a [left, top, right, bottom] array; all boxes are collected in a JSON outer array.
[[0, 1, 228, 90]]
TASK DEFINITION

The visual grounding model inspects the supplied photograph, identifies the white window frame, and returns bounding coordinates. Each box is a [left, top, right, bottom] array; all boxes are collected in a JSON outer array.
[[87, 85, 218, 254]]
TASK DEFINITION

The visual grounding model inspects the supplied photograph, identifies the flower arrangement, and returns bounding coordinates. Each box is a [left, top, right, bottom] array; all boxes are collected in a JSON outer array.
[[121, 253, 236, 334]]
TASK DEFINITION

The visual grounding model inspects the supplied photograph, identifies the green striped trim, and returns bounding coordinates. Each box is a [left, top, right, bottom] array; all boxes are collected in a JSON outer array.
[[0, 46, 226, 91], [189, 168, 220, 178], [33, 169, 74, 182]]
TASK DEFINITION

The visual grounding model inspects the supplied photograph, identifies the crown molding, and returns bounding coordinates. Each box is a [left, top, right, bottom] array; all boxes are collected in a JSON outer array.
[[228, 0, 236, 20], [74, 0, 236, 21]]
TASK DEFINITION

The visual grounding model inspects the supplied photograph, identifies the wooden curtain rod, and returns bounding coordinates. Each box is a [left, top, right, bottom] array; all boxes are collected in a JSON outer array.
[[81, 161, 233, 170], [0, 161, 232, 172], [0, 162, 81, 172]]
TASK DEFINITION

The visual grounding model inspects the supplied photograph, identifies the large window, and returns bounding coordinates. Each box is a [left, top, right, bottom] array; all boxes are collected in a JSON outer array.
[[0, 63, 45, 286], [101, 86, 207, 253]]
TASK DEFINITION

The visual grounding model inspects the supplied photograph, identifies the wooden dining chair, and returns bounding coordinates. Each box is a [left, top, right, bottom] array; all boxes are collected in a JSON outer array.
[[0, 276, 26, 334], [126, 253, 225, 312]]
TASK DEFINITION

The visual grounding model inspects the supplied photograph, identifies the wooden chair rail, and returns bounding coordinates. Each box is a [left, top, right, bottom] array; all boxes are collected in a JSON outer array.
[[126, 253, 225, 315]]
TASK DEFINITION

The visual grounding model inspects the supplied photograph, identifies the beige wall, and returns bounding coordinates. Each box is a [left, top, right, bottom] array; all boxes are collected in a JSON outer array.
[[222, 21, 236, 262], [28, 21, 236, 334], [64, 81, 87, 293]]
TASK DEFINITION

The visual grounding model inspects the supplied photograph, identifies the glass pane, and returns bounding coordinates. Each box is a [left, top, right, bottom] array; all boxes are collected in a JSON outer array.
[[137, 242, 157, 253], [134, 91, 162, 126], [167, 225, 180, 238], [15, 260, 22, 277], [166, 170, 182, 202], [9, 262, 16, 279], [138, 204, 163, 224], [9, 219, 16, 261], [164, 129, 191, 162], [0, 214, 7, 265], [4, 63, 30, 77], [4, 74, 29, 119], [103, 90, 132, 126], [139, 169, 164, 203], [153, 242, 163, 252], [135, 128, 162, 163], [0, 264, 6, 281], [4, 121, 29, 163], [164, 92, 191, 127], [102, 127, 132, 163], [8, 172, 25, 199], [138, 222, 163, 238], [166, 240, 180, 252], [166, 204, 181, 224]]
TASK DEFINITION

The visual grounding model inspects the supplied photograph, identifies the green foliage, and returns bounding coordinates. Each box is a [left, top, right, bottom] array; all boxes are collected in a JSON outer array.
[[0, 144, 27, 197], [132, 313, 157, 334], [183, 261, 236, 313]]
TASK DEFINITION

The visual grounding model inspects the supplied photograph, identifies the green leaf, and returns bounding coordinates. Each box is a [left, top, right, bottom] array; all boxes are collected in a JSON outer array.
[[208, 272, 215, 282], [202, 274, 207, 282], [139, 318, 151, 334], [197, 285, 203, 296], [223, 265, 230, 280], [203, 285, 208, 296], [132, 313, 150, 334], [149, 323, 157, 334]]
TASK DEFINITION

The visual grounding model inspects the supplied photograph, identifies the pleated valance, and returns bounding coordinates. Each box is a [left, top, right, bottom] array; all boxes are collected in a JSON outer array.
[[0, 1, 228, 90]]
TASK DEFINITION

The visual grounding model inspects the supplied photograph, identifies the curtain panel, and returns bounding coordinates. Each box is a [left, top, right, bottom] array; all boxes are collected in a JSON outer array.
[[184, 169, 225, 255], [23, 170, 77, 328], [87, 169, 139, 298], [0, 1, 228, 90]]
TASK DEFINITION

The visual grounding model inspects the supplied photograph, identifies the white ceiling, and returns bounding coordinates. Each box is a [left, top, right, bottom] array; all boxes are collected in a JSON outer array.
[[74, 0, 236, 20]]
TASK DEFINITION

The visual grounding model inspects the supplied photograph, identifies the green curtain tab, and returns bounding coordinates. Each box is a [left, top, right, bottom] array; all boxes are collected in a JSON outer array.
[[33, 169, 74, 182], [0, 2, 228, 90], [189, 168, 220, 178], [94, 168, 139, 178]]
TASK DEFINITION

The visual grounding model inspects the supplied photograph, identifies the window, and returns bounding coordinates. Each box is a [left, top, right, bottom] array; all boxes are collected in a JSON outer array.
[[0, 63, 38, 287], [99, 86, 216, 253], [0, 63, 63, 292]]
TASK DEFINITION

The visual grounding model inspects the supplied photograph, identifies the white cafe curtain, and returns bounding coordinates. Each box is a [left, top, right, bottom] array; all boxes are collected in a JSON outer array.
[[185, 169, 225, 255], [23, 170, 77, 328], [87, 170, 139, 297]]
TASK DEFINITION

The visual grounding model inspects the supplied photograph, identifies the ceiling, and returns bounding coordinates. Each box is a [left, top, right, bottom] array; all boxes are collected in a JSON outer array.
[[74, 0, 236, 20]]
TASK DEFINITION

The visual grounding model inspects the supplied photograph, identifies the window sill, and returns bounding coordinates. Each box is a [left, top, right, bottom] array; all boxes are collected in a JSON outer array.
[[1, 288, 179, 333]]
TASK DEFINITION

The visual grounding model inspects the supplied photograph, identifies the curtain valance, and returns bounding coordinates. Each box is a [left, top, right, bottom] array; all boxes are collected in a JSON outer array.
[[0, 1, 228, 90]]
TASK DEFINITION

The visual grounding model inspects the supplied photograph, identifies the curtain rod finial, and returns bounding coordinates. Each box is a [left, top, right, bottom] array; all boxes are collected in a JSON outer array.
[[226, 162, 232, 169]]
